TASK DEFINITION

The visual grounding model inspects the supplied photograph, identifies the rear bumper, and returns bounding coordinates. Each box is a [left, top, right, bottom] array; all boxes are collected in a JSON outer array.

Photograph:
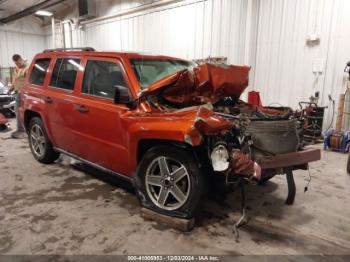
[[257, 149, 321, 170]]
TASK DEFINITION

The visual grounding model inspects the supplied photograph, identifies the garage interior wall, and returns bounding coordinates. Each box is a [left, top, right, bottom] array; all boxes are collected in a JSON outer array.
[[46, 0, 259, 98], [254, 0, 350, 129], [30, 0, 350, 129], [0, 17, 47, 68]]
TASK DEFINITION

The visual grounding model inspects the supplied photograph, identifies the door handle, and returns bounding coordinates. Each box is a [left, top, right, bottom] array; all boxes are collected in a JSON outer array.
[[74, 104, 89, 113], [43, 96, 53, 103]]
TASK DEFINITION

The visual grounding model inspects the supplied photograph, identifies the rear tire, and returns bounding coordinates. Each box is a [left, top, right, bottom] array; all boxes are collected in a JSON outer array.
[[135, 145, 205, 219], [28, 117, 59, 164]]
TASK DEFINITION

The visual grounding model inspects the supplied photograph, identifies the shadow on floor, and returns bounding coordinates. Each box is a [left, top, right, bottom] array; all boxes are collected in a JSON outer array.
[[58, 157, 313, 233]]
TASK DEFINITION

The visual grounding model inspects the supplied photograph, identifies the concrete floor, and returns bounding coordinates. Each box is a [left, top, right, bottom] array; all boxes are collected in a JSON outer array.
[[1, 119, 350, 255]]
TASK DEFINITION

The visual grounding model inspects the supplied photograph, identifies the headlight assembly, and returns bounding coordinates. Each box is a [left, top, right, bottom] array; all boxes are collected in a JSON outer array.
[[210, 144, 229, 171]]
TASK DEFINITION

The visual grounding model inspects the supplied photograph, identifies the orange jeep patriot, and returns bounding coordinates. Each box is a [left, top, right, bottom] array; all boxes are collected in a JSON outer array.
[[19, 47, 320, 218]]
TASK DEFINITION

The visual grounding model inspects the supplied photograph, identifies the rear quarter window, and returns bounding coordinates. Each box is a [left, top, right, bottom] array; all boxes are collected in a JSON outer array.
[[29, 58, 51, 86]]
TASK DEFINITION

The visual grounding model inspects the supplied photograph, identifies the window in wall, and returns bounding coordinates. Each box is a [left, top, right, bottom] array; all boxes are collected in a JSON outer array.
[[50, 58, 81, 90], [82, 60, 131, 101], [29, 58, 51, 86]]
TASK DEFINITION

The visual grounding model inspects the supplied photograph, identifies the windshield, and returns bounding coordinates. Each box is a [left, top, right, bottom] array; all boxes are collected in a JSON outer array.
[[130, 58, 196, 89]]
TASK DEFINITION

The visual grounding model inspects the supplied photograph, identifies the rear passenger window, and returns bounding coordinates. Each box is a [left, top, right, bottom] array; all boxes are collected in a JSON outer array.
[[82, 60, 130, 100], [50, 58, 81, 90], [29, 58, 50, 86]]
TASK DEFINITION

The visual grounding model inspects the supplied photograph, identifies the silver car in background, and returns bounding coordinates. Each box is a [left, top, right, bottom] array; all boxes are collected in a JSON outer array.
[[0, 81, 15, 117]]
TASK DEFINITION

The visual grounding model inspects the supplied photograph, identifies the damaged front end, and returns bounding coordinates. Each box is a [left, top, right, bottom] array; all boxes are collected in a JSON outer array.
[[137, 62, 321, 203], [203, 113, 320, 191]]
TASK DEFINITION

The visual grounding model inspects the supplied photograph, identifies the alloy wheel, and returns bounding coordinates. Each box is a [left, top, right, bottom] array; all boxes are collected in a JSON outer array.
[[30, 124, 46, 158], [145, 156, 191, 211]]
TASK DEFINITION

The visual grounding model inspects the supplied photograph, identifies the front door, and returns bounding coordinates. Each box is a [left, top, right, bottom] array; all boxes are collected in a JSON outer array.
[[71, 57, 133, 175]]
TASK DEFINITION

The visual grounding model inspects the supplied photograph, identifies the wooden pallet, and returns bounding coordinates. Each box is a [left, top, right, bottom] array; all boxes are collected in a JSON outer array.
[[141, 208, 195, 232]]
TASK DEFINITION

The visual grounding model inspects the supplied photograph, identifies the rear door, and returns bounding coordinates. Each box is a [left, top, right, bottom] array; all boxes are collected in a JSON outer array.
[[45, 56, 83, 155], [70, 57, 133, 175]]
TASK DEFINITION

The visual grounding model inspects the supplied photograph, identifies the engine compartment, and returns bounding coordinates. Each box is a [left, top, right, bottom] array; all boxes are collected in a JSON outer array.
[[205, 99, 301, 184]]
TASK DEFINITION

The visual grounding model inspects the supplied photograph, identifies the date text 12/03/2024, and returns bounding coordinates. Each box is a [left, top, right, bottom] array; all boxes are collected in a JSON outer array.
[[127, 256, 220, 261]]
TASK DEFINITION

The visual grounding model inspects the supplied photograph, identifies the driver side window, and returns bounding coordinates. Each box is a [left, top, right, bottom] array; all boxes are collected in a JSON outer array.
[[82, 60, 131, 101]]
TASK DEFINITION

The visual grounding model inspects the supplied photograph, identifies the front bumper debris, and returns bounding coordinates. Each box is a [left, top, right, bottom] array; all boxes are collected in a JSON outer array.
[[231, 149, 320, 239], [256, 149, 321, 170]]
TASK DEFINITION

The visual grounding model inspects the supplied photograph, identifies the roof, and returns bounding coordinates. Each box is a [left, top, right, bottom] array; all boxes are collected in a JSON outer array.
[[37, 48, 187, 61]]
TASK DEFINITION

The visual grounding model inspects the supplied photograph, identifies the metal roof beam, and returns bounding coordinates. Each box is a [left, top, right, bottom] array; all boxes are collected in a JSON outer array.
[[0, 0, 67, 24]]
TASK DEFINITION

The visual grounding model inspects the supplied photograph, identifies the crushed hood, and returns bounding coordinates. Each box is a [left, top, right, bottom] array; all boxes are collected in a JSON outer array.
[[138, 63, 250, 105]]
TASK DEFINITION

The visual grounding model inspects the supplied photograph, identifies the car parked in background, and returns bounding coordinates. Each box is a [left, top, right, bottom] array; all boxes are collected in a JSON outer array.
[[19, 47, 320, 219], [0, 80, 15, 117]]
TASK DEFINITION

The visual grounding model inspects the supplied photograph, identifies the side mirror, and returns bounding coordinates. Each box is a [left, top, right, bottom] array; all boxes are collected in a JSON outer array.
[[125, 100, 137, 109], [114, 86, 136, 109]]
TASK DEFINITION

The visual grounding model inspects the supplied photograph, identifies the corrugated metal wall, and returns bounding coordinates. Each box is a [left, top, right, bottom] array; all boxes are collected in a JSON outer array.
[[72, 0, 258, 101], [0, 29, 46, 67], [253, 0, 350, 129], [0, 18, 46, 68], [81, 0, 257, 64]]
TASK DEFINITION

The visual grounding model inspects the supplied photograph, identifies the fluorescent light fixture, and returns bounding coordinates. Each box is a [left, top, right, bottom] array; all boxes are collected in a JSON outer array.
[[35, 10, 53, 17]]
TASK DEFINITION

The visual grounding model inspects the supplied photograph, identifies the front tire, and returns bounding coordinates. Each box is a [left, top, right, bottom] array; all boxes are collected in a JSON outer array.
[[28, 117, 59, 164], [135, 146, 205, 219]]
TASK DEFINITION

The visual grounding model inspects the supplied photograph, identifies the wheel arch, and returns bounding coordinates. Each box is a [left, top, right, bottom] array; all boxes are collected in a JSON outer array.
[[24, 110, 42, 131], [136, 139, 210, 173], [26, 114, 60, 164], [134, 140, 209, 219], [23, 110, 55, 145]]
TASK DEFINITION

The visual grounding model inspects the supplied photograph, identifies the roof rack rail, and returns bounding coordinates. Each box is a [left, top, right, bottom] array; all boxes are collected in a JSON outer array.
[[43, 47, 95, 53]]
